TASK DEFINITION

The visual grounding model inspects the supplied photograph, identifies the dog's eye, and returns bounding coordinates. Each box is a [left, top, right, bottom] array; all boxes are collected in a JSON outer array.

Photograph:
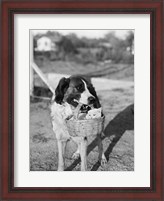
[[76, 85, 82, 91]]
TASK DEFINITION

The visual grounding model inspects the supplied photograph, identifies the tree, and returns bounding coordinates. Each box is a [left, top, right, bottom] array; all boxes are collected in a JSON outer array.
[[125, 31, 134, 54]]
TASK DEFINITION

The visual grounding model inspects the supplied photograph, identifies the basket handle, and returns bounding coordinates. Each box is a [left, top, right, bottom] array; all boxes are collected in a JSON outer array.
[[74, 103, 83, 120]]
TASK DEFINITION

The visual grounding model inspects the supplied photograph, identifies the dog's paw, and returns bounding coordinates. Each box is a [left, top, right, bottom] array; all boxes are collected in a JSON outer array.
[[101, 154, 107, 167], [57, 167, 64, 171], [72, 151, 80, 160]]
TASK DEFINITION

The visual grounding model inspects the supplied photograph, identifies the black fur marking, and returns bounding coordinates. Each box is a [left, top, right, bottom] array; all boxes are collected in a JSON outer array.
[[55, 77, 70, 104], [84, 80, 101, 108]]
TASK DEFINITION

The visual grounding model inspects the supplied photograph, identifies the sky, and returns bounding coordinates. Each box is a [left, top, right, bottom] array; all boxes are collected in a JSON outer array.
[[31, 29, 133, 39]]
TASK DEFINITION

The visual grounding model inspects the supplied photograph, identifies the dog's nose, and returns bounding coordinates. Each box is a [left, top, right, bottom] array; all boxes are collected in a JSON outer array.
[[88, 96, 95, 104]]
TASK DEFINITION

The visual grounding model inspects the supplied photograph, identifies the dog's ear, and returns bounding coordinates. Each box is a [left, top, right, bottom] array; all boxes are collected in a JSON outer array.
[[87, 83, 101, 108], [55, 77, 70, 104]]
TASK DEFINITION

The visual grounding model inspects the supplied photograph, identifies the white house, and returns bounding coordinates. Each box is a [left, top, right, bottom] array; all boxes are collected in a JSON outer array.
[[35, 36, 56, 51]]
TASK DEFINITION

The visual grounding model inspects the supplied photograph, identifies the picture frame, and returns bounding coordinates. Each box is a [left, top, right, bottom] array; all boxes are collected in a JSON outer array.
[[1, 0, 163, 200]]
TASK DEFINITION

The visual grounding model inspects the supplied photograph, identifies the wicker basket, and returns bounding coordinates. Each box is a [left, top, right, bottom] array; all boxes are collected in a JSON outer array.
[[66, 103, 105, 137]]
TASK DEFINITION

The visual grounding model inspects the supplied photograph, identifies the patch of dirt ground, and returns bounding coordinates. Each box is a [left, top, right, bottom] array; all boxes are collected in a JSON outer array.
[[30, 85, 134, 171]]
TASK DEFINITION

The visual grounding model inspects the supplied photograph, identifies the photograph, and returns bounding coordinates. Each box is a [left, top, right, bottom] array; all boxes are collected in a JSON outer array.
[[1, 0, 163, 199], [30, 29, 134, 171]]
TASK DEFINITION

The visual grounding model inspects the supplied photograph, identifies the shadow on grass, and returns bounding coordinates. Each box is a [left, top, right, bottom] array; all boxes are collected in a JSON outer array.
[[65, 104, 134, 171]]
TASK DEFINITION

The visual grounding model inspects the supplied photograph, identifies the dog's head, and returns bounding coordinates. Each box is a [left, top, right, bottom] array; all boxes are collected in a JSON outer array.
[[54, 75, 101, 108]]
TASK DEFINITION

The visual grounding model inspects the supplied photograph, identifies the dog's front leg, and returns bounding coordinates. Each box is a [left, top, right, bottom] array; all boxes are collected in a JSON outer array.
[[80, 137, 88, 171], [98, 134, 107, 166], [57, 140, 67, 171]]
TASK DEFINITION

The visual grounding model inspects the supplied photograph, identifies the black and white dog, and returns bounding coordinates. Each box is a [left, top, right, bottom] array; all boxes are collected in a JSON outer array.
[[51, 75, 106, 171]]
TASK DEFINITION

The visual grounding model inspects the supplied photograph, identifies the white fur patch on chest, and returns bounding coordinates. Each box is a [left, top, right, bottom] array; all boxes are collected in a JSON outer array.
[[51, 102, 73, 141]]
